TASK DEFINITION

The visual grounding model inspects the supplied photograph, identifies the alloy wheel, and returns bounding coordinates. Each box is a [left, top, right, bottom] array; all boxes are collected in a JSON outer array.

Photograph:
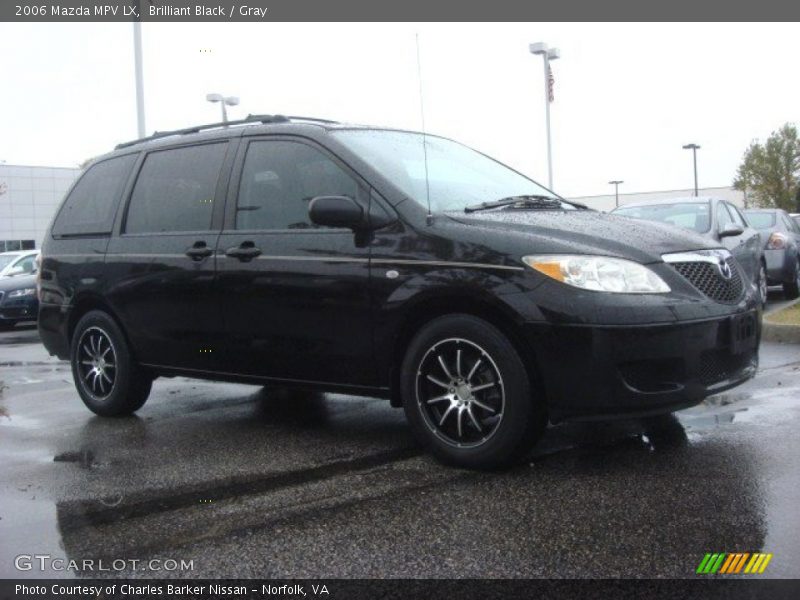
[[415, 338, 505, 448], [77, 326, 117, 399]]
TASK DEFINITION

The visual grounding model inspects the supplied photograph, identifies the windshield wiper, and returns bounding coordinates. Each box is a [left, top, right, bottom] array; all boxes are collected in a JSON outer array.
[[464, 195, 565, 213]]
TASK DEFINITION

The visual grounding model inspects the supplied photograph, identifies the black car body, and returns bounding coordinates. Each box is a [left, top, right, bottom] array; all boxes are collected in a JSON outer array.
[[38, 116, 761, 468], [0, 273, 39, 329], [612, 198, 767, 305], [743, 208, 800, 299]]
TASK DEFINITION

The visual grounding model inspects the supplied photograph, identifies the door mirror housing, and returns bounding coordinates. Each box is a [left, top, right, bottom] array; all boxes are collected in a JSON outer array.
[[5, 266, 25, 277], [718, 222, 744, 238], [309, 196, 366, 229]]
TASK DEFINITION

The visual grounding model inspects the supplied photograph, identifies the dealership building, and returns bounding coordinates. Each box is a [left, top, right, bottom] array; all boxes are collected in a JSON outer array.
[[0, 164, 80, 251], [1, 162, 747, 250]]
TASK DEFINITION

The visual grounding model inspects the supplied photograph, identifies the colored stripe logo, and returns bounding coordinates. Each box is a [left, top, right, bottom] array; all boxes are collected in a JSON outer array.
[[697, 552, 773, 574]]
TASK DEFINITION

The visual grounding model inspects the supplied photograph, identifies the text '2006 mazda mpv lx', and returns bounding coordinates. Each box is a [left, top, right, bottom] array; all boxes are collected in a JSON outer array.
[[38, 115, 761, 468]]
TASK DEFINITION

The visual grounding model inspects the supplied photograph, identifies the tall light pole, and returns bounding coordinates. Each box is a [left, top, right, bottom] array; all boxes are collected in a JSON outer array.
[[206, 93, 240, 123], [609, 180, 624, 208], [529, 42, 560, 190], [682, 143, 701, 197], [132, 21, 146, 138]]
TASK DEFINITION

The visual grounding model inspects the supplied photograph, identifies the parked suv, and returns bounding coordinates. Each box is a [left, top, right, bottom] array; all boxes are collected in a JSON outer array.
[[39, 116, 761, 468]]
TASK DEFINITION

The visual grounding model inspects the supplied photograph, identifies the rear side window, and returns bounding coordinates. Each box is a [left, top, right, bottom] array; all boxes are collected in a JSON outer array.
[[52, 154, 137, 236], [235, 140, 359, 230], [125, 143, 227, 234]]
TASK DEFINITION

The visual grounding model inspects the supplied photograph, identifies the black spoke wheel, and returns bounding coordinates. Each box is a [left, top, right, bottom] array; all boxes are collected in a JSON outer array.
[[416, 338, 505, 448], [77, 327, 117, 400], [70, 310, 152, 417], [401, 314, 546, 469]]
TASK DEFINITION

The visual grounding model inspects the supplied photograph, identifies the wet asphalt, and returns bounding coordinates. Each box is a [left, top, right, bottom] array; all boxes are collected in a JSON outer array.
[[1, 294, 799, 579]]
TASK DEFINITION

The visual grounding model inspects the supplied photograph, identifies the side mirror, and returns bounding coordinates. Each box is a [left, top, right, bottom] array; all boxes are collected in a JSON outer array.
[[718, 223, 744, 238], [309, 196, 367, 229], [5, 266, 24, 277]]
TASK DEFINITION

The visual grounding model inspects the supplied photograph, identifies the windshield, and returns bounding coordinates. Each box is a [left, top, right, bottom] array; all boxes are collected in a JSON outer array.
[[744, 212, 776, 229], [0, 255, 19, 270], [614, 202, 711, 233], [332, 129, 570, 212]]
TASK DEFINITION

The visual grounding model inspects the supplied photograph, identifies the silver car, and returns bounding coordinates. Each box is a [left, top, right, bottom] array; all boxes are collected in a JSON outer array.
[[612, 198, 766, 305], [744, 209, 800, 299]]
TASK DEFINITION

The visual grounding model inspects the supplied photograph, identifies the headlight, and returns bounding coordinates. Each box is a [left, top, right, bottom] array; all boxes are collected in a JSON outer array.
[[8, 288, 36, 298], [522, 255, 671, 293]]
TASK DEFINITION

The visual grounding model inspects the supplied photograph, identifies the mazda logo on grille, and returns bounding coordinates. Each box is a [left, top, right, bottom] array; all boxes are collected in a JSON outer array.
[[717, 258, 733, 280]]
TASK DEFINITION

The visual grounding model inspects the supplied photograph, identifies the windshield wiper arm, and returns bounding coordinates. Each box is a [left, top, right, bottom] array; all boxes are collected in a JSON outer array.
[[464, 195, 564, 213]]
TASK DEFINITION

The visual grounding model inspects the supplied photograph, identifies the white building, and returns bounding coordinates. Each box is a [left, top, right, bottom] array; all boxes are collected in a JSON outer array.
[[0, 164, 80, 251], [570, 186, 747, 213]]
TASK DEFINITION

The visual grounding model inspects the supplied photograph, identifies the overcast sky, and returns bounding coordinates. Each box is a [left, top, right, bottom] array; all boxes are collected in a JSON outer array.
[[0, 22, 797, 197]]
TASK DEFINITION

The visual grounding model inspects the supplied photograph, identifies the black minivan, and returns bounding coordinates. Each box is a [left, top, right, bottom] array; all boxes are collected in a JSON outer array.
[[39, 115, 761, 468]]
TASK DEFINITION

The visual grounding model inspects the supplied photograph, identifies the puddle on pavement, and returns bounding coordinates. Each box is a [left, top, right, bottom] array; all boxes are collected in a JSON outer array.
[[0, 496, 72, 579], [0, 412, 40, 429]]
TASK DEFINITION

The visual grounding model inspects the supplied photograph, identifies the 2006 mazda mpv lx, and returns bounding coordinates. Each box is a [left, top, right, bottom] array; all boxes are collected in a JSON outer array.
[[38, 115, 761, 468]]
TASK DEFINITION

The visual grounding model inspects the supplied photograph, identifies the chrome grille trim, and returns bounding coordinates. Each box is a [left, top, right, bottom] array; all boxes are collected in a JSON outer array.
[[662, 249, 744, 304]]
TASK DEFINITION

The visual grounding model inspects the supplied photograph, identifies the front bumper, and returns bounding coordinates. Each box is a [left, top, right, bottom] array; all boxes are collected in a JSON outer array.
[[764, 248, 797, 284], [525, 310, 760, 423], [0, 292, 39, 323]]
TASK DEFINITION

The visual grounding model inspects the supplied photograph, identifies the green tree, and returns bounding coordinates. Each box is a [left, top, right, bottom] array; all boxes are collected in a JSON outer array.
[[734, 123, 800, 210]]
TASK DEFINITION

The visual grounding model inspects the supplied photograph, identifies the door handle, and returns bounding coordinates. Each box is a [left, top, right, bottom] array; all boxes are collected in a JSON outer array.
[[185, 242, 213, 261], [225, 243, 262, 262]]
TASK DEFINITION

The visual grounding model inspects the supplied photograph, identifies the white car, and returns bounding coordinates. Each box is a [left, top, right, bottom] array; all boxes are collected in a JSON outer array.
[[0, 250, 39, 279]]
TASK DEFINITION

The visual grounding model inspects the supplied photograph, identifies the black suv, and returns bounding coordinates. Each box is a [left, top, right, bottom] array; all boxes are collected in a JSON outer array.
[[39, 115, 761, 468]]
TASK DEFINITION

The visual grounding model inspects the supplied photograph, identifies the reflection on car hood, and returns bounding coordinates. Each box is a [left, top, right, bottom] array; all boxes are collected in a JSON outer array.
[[446, 209, 719, 263]]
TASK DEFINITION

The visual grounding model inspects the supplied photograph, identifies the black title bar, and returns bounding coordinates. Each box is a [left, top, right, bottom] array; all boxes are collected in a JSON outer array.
[[2, 0, 800, 22]]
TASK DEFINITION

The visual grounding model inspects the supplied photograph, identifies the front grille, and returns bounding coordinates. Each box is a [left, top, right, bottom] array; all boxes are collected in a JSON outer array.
[[698, 349, 755, 385], [671, 258, 744, 304]]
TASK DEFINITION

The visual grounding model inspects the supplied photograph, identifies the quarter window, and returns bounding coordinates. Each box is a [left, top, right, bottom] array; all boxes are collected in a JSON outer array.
[[52, 154, 137, 236], [726, 204, 747, 228], [126, 143, 227, 234], [235, 141, 359, 230], [717, 203, 735, 229]]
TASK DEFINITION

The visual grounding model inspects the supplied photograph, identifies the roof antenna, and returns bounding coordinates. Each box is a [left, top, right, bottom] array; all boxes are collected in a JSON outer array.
[[415, 33, 433, 226]]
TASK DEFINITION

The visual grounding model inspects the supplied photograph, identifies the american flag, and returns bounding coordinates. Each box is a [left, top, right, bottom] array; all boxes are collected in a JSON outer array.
[[547, 64, 555, 103]]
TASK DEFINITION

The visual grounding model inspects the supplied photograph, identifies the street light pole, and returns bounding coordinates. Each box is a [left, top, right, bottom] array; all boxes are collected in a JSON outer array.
[[682, 143, 701, 197], [206, 93, 240, 124], [529, 42, 560, 190], [608, 180, 624, 208], [132, 21, 146, 138]]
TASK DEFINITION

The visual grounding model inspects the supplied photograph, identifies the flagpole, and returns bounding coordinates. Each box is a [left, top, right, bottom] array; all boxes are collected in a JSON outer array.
[[529, 42, 560, 191], [543, 54, 553, 189]]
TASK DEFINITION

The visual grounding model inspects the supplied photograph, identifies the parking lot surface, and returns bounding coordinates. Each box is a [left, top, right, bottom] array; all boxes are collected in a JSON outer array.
[[1, 299, 799, 579]]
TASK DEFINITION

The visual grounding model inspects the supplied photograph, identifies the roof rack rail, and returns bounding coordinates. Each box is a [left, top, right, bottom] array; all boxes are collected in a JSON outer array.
[[114, 113, 291, 150], [285, 115, 339, 124]]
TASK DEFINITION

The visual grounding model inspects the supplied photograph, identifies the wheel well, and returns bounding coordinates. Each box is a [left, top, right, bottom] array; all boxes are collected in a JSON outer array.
[[68, 296, 130, 351], [388, 295, 544, 411]]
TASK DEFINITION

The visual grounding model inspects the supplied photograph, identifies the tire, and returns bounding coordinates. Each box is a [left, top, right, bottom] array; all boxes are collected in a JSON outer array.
[[757, 261, 768, 307], [70, 310, 152, 416], [783, 259, 800, 300], [400, 314, 546, 470]]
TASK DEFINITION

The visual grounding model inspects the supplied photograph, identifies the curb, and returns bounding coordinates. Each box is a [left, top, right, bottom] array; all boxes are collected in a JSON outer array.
[[762, 297, 800, 344], [762, 321, 800, 344]]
